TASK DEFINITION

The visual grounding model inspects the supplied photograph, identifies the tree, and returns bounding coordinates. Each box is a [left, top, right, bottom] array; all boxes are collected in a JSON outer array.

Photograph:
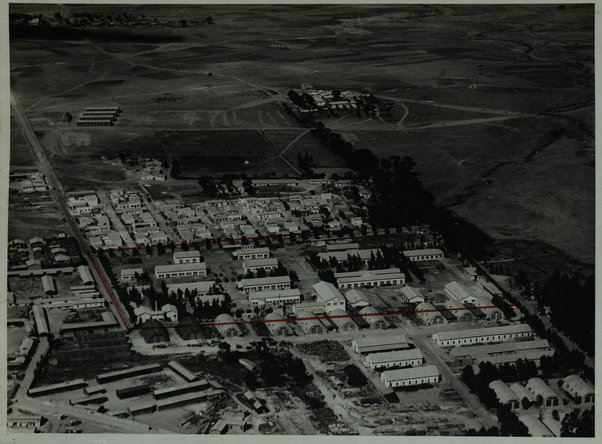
[[170, 157, 181, 179]]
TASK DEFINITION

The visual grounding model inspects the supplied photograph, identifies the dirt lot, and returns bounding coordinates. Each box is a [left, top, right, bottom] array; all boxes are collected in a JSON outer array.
[[10, 3, 593, 267]]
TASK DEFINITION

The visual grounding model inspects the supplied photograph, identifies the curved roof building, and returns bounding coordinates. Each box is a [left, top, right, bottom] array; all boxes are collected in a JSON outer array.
[[214, 313, 241, 338], [359, 305, 388, 329], [329, 308, 357, 332]]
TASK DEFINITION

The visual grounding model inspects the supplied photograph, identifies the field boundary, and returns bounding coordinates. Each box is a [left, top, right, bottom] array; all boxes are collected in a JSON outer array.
[[87, 237, 513, 332]]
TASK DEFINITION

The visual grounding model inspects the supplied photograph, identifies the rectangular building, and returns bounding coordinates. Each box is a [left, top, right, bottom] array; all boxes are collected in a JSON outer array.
[[121, 267, 144, 282], [365, 349, 424, 370], [96, 363, 162, 384], [380, 365, 440, 388], [313, 281, 346, 313], [352, 336, 410, 354], [335, 268, 405, 290], [155, 262, 207, 278], [403, 248, 444, 262], [248, 288, 301, 306], [238, 276, 291, 294], [242, 257, 278, 274], [173, 250, 201, 264], [432, 324, 534, 347], [233, 247, 270, 260]]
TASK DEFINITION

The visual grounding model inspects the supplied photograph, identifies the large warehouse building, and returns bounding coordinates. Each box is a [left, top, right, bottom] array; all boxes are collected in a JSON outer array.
[[365, 348, 424, 371], [380, 365, 440, 388], [432, 324, 534, 347]]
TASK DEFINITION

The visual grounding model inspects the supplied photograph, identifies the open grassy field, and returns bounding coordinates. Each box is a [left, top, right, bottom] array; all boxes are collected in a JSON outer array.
[[10, 3, 593, 265]]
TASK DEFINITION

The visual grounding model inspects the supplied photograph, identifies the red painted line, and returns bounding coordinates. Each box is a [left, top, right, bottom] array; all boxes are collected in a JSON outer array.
[[88, 251, 130, 330], [131, 304, 515, 331]]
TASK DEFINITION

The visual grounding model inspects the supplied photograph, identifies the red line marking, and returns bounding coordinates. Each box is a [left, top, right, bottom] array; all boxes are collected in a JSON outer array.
[[88, 251, 129, 330], [131, 305, 514, 330], [87, 236, 504, 333]]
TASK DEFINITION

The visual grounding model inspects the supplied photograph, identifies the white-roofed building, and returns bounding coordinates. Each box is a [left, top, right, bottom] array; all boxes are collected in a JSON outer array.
[[359, 305, 388, 329], [264, 311, 290, 336], [432, 324, 534, 347], [242, 258, 278, 274], [329, 309, 357, 332], [561, 375, 595, 404], [233, 247, 270, 260], [344, 289, 370, 308], [402, 248, 444, 262], [77, 265, 94, 285], [155, 262, 207, 278], [525, 378, 559, 407], [335, 268, 405, 290], [313, 281, 346, 313], [214, 314, 241, 337], [296, 310, 325, 334], [41, 275, 56, 295], [444, 281, 477, 304], [365, 349, 424, 371], [121, 267, 144, 282], [519, 415, 554, 437], [248, 288, 301, 306], [415, 302, 444, 325], [444, 298, 474, 322], [380, 365, 440, 388], [400, 286, 425, 304], [509, 382, 534, 405], [173, 250, 201, 264], [238, 276, 291, 294], [352, 336, 410, 354]]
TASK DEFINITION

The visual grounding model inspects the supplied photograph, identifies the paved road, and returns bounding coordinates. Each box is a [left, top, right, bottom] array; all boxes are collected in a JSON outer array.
[[11, 92, 129, 330]]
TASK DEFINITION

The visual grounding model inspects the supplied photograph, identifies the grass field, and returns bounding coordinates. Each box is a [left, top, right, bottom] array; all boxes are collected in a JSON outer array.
[[10, 3, 594, 265]]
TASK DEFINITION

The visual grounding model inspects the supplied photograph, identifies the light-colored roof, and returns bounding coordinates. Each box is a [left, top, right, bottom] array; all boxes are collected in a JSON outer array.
[[509, 382, 533, 402], [329, 308, 355, 328], [326, 242, 359, 251], [415, 302, 441, 321], [243, 257, 278, 268], [233, 247, 269, 256], [352, 335, 409, 351], [519, 415, 554, 437], [400, 286, 423, 301], [313, 281, 344, 303], [239, 275, 291, 287], [526, 378, 558, 400], [248, 288, 300, 300], [344, 289, 368, 305], [155, 262, 207, 274], [433, 324, 533, 342], [451, 339, 551, 358], [403, 248, 444, 257], [489, 380, 518, 404], [173, 250, 201, 259], [381, 365, 440, 382], [444, 281, 473, 301], [296, 310, 324, 331], [562, 374, 595, 397], [367, 349, 423, 365], [121, 267, 143, 277], [214, 314, 240, 334]]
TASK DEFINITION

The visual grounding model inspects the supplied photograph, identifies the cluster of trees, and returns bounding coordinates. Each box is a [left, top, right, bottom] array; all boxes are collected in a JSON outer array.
[[243, 262, 290, 279], [536, 271, 594, 354], [198, 175, 240, 197], [561, 407, 595, 437], [287, 90, 318, 111], [297, 151, 314, 175], [343, 364, 368, 387], [461, 364, 530, 436], [491, 294, 516, 319], [169, 157, 181, 179]]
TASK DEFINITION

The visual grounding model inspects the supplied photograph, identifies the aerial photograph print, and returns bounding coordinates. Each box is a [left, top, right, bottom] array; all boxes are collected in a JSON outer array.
[[4, 1, 596, 439]]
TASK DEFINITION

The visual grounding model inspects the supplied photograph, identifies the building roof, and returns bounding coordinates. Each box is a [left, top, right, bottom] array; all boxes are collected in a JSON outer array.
[[264, 311, 289, 334], [400, 286, 423, 301], [352, 335, 409, 352], [155, 262, 207, 274], [344, 289, 369, 305], [78, 265, 94, 284], [526, 378, 558, 400], [403, 248, 444, 257], [489, 380, 518, 404], [214, 314, 241, 334], [326, 242, 359, 251], [474, 349, 554, 367], [381, 365, 440, 382], [248, 288, 300, 301], [173, 250, 201, 260], [451, 339, 551, 358], [509, 382, 533, 402], [296, 310, 323, 331], [335, 268, 405, 284], [444, 281, 473, 301], [562, 374, 595, 397], [518, 415, 554, 437], [239, 275, 291, 287], [313, 281, 344, 303], [121, 268, 143, 278], [433, 324, 533, 342], [329, 308, 355, 328], [243, 257, 278, 268], [367, 349, 423, 365], [415, 302, 441, 322], [233, 247, 269, 256]]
